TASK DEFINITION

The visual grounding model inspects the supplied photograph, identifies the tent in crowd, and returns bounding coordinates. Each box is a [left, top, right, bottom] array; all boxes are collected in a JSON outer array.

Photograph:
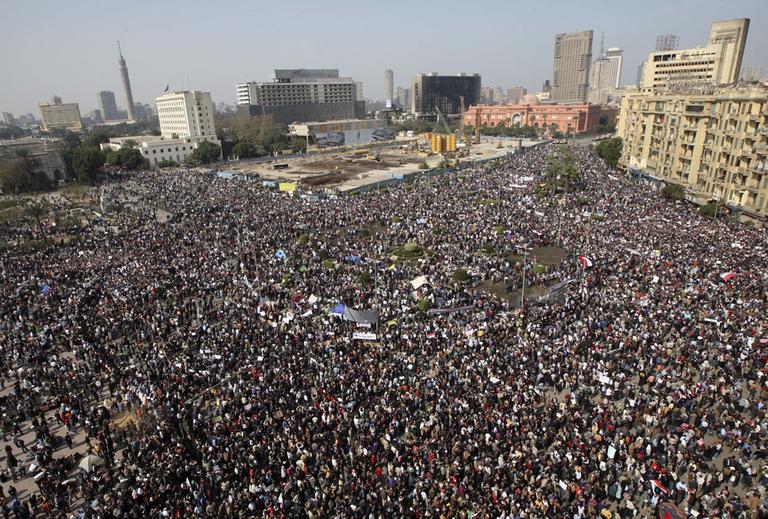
[[329, 303, 378, 325]]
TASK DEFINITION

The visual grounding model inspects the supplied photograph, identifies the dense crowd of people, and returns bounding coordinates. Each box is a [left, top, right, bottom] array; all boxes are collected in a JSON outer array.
[[0, 144, 766, 518]]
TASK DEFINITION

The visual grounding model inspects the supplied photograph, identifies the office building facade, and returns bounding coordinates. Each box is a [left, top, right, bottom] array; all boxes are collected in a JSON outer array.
[[0, 112, 15, 126], [411, 73, 481, 116], [101, 90, 220, 167], [396, 87, 412, 110], [236, 69, 365, 124], [507, 87, 527, 104], [156, 90, 216, 138], [641, 19, 749, 90], [39, 97, 82, 131], [98, 90, 120, 121], [655, 35, 680, 51], [589, 47, 623, 104], [552, 30, 593, 103], [617, 85, 768, 218]]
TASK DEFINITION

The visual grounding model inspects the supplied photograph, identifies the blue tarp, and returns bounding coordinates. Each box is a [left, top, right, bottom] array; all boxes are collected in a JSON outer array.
[[330, 303, 346, 316], [346, 255, 361, 265], [40, 284, 50, 296], [275, 250, 287, 260]]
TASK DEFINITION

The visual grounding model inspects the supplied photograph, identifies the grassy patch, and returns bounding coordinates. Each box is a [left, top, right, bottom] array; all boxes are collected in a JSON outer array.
[[416, 298, 430, 312], [0, 206, 31, 223], [532, 264, 546, 274], [392, 242, 425, 259], [323, 259, 334, 269], [452, 268, 470, 282], [297, 233, 310, 245], [0, 199, 23, 211]]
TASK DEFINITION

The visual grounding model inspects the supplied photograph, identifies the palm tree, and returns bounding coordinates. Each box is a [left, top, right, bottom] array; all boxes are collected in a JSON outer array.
[[27, 202, 47, 243]]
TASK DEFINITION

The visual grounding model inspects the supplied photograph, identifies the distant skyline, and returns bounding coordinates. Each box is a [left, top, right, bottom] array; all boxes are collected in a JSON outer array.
[[1, 0, 767, 116]]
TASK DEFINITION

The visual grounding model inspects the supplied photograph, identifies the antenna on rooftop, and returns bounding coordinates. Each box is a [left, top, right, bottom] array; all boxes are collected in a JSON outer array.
[[117, 40, 123, 58], [600, 32, 605, 59]]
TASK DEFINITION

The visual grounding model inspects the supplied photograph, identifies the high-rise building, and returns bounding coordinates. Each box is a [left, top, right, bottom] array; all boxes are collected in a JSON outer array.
[[481, 87, 494, 103], [355, 82, 364, 102], [384, 69, 394, 103], [98, 90, 120, 121], [507, 87, 527, 104], [0, 112, 15, 126], [411, 73, 481, 115], [118, 42, 136, 122], [741, 65, 767, 82], [542, 80, 552, 93], [641, 19, 749, 90], [39, 97, 82, 131], [655, 35, 680, 51], [636, 62, 646, 86], [236, 69, 365, 123], [589, 47, 623, 104], [396, 87, 411, 110], [101, 90, 221, 167], [494, 87, 505, 102], [156, 90, 216, 138], [617, 84, 768, 217], [552, 30, 593, 103]]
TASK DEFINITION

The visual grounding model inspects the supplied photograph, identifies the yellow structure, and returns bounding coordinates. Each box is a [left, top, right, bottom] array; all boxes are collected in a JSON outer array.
[[278, 182, 297, 192], [617, 84, 768, 218], [427, 133, 457, 153]]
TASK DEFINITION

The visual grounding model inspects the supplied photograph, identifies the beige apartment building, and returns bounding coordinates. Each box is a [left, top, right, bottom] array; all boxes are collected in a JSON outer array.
[[39, 97, 82, 131], [617, 84, 768, 218], [641, 19, 749, 90]]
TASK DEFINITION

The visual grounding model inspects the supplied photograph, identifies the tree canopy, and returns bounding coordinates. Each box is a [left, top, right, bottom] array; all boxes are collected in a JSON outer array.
[[73, 147, 106, 183], [595, 137, 622, 168], [191, 141, 221, 165], [105, 146, 147, 170]]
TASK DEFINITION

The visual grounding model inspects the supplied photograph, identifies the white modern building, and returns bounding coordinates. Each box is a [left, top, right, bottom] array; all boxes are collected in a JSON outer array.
[[641, 19, 749, 90], [156, 90, 216, 138], [101, 90, 220, 167], [589, 47, 623, 104]]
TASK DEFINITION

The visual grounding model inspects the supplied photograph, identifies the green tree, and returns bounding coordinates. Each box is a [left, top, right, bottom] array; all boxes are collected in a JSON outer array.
[[595, 137, 622, 167], [0, 159, 26, 193], [698, 201, 718, 218], [191, 141, 221, 164], [73, 147, 105, 183], [106, 147, 146, 170], [662, 183, 685, 201], [232, 141, 258, 159]]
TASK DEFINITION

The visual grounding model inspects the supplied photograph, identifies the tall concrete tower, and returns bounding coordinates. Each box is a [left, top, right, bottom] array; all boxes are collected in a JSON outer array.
[[384, 69, 394, 104], [118, 42, 137, 122]]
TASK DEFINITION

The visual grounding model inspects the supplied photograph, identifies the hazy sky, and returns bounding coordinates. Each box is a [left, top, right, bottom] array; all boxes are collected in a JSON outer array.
[[2, 0, 766, 116]]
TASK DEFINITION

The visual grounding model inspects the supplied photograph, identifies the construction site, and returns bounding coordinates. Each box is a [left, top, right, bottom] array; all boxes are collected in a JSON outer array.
[[224, 111, 538, 192]]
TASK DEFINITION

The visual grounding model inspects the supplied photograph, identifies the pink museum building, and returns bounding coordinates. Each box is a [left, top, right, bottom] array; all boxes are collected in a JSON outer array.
[[463, 94, 618, 135]]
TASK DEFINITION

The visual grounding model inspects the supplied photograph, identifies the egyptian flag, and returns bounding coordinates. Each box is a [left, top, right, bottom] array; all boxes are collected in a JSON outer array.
[[719, 272, 736, 282], [578, 256, 593, 268], [650, 479, 670, 495]]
